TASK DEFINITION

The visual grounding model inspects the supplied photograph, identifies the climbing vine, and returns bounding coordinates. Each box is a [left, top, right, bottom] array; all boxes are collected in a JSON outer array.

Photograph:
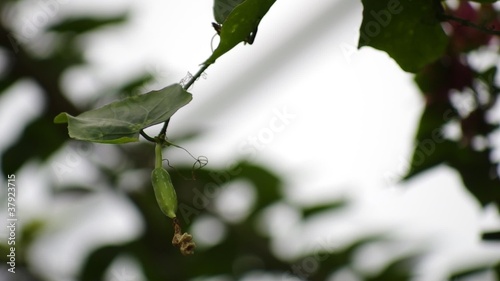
[[54, 0, 500, 255], [55, 0, 278, 254]]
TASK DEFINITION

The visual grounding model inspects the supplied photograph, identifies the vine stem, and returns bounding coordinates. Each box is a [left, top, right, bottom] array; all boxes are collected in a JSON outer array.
[[183, 63, 210, 91], [141, 64, 211, 143], [157, 63, 211, 138], [155, 142, 163, 168]]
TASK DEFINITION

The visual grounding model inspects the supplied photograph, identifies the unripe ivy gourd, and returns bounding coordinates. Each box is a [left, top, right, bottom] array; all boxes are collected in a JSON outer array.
[[151, 143, 177, 219]]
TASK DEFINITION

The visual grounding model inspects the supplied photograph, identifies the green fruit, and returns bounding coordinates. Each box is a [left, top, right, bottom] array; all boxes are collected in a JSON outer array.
[[151, 142, 177, 219], [151, 167, 178, 219]]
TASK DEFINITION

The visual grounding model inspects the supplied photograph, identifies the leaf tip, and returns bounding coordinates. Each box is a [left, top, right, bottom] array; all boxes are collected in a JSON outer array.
[[54, 113, 69, 124]]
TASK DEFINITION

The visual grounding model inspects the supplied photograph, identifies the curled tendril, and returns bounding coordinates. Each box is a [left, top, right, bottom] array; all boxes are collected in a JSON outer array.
[[160, 141, 208, 180], [192, 155, 208, 170], [179, 72, 193, 88]]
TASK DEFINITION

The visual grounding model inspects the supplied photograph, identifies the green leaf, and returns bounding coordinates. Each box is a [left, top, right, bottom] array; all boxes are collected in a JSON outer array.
[[358, 0, 448, 72], [54, 84, 192, 144], [204, 0, 277, 65], [213, 0, 246, 24]]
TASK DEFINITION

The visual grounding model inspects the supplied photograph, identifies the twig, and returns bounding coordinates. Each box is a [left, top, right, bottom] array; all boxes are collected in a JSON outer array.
[[440, 14, 500, 36]]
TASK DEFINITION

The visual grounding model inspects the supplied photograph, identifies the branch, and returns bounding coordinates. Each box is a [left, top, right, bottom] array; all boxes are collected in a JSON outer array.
[[440, 13, 500, 36]]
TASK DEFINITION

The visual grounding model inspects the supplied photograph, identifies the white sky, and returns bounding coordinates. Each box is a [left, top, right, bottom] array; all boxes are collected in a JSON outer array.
[[1, 0, 500, 281]]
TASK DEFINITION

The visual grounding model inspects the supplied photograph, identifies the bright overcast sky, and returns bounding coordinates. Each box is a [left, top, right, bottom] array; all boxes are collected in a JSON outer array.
[[1, 0, 500, 280]]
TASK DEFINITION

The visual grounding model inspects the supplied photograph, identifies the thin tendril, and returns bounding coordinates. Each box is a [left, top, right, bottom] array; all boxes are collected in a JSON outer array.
[[162, 141, 208, 179], [210, 33, 218, 52]]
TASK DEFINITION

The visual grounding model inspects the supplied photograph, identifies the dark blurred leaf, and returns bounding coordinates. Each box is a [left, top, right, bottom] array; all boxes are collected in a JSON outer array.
[[237, 161, 282, 215], [415, 57, 473, 102], [414, 104, 455, 143], [80, 245, 124, 281], [495, 262, 500, 279], [0, 52, 22, 93], [476, 66, 500, 113], [171, 161, 282, 224], [476, 66, 498, 94], [116, 73, 155, 98], [365, 255, 417, 281], [404, 86, 457, 180], [410, 48, 500, 206], [482, 231, 500, 241], [52, 185, 94, 197], [448, 147, 500, 206], [403, 139, 456, 181], [307, 236, 383, 280], [20, 220, 45, 251], [0, 267, 44, 281], [118, 188, 179, 280], [301, 200, 347, 219], [0, 77, 17, 94], [358, 0, 448, 72], [0, 244, 8, 260], [2, 116, 66, 175], [48, 15, 128, 34], [0, 219, 44, 280], [1, 10, 85, 174], [449, 266, 492, 280], [461, 109, 497, 145], [184, 224, 284, 278]]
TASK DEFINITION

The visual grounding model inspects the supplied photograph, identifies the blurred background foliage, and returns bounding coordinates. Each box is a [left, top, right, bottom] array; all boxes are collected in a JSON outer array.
[[0, 0, 499, 280]]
